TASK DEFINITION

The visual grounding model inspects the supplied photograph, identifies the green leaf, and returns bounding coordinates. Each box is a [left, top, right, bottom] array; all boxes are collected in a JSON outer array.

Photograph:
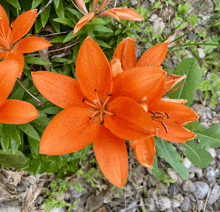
[[68, 8, 83, 20], [180, 140, 212, 168], [6, 0, 21, 9], [41, 106, 62, 114], [54, 0, 60, 9], [35, 18, 42, 33], [53, 18, 75, 28], [31, 0, 43, 9], [25, 57, 52, 65], [188, 14, 197, 26], [204, 35, 220, 53], [40, 0, 51, 27], [55, 0, 65, 18], [17, 123, 40, 141], [94, 25, 113, 33], [178, 3, 190, 14], [63, 31, 75, 43], [0, 149, 27, 168], [152, 156, 165, 181], [168, 58, 201, 106], [94, 39, 111, 48], [155, 137, 188, 180], [184, 121, 199, 131], [0, 123, 3, 134], [28, 136, 39, 156], [194, 124, 220, 148], [0, 126, 10, 151]]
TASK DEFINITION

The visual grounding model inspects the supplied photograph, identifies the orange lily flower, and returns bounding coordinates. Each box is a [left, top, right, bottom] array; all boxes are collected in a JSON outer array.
[[32, 37, 166, 187], [73, 0, 144, 34], [111, 38, 199, 169], [0, 60, 39, 124], [0, 5, 52, 78]]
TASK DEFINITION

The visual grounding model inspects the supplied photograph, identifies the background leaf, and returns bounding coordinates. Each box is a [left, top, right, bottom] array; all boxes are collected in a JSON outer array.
[[18, 123, 40, 141], [180, 140, 212, 168], [6, 0, 21, 10], [155, 137, 188, 180], [168, 58, 201, 106]]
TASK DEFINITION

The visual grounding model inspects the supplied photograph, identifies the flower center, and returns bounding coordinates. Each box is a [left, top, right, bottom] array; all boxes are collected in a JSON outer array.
[[149, 111, 170, 133], [0, 19, 13, 51], [83, 90, 115, 124]]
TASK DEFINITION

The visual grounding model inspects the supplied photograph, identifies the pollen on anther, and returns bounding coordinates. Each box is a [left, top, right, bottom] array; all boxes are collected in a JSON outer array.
[[100, 120, 104, 125], [89, 117, 92, 120], [82, 98, 86, 102], [108, 94, 113, 96]]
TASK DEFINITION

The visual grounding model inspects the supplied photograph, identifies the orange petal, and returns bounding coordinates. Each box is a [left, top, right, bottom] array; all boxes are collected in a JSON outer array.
[[74, 0, 88, 14], [137, 41, 169, 67], [76, 36, 112, 102], [129, 140, 138, 148], [0, 60, 19, 106], [150, 101, 199, 125], [0, 5, 10, 35], [93, 126, 128, 188], [110, 8, 144, 21], [4, 50, 24, 78], [32, 71, 85, 109], [0, 99, 39, 124], [40, 107, 100, 155], [133, 137, 155, 169], [14, 36, 52, 53], [110, 59, 123, 78], [155, 120, 196, 143], [11, 9, 37, 43], [164, 73, 186, 94], [99, 9, 120, 22], [105, 97, 157, 140], [112, 37, 137, 71], [159, 98, 187, 104], [113, 66, 166, 102], [73, 12, 95, 35]]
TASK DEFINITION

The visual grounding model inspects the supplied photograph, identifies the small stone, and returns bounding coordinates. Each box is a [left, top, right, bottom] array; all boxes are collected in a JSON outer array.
[[181, 197, 190, 211], [169, 170, 183, 186], [206, 111, 212, 119], [182, 157, 192, 169], [206, 148, 216, 158], [169, 184, 180, 196], [197, 200, 204, 211], [149, 0, 155, 3], [191, 104, 203, 117], [188, 171, 195, 180], [119, 201, 137, 212], [152, 17, 165, 33], [210, 158, 216, 167], [175, 209, 182, 212], [208, 184, 220, 205], [199, 0, 214, 13], [94, 206, 108, 212], [193, 181, 209, 199], [182, 180, 195, 193], [174, 193, 184, 204], [165, 208, 173, 212], [135, 47, 142, 59], [130, 0, 138, 6], [50, 207, 65, 212], [189, 166, 203, 179], [0, 206, 21, 212], [157, 196, 172, 211], [39, 204, 46, 210], [146, 198, 155, 211], [37, 196, 43, 205], [216, 149, 220, 160], [205, 166, 216, 182], [211, 118, 219, 124], [198, 48, 206, 58], [56, 193, 65, 201], [187, 32, 196, 40], [185, 49, 194, 58], [86, 195, 104, 212], [171, 199, 181, 208]]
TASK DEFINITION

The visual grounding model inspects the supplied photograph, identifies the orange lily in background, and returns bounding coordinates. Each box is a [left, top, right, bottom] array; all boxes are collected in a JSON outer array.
[[0, 5, 52, 77], [32, 36, 167, 187], [73, 0, 144, 34], [0, 60, 39, 124], [112, 37, 199, 169]]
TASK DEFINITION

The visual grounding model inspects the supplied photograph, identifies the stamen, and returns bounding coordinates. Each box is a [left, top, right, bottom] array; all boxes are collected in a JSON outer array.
[[82, 98, 86, 102], [100, 120, 104, 125], [149, 111, 156, 119], [164, 82, 186, 96], [165, 112, 170, 119], [89, 110, 100, 120], [103, 110, 114, 116], [161, 121, 169, 133], [94, 89, 102, 108], [84, 100, 98, 109], [102, 95, 111, 108]]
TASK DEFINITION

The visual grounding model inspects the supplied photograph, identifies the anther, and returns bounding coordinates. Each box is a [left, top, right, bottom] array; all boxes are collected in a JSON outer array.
[[165, 112, 170, 119], [89, 117, 92, 120], [82, 98, 86, 102], [100, 120, 104, 125], [108, 94, 113, 96], [94, 89, 97, 92], [161, 121, 169, 133]]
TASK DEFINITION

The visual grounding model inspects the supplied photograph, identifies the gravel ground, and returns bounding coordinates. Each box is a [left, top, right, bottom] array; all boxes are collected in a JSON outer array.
[[0, 0, 220, 211]]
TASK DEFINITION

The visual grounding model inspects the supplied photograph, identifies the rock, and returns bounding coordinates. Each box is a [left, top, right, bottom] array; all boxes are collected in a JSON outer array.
[[157, 196, 172, 211], [216, 149, 220, 160], [149, 0, 155, 3], [94, 206, 108, 212], [39, 204, 46, 210], [169, 170, 183, 186], [171, 199, 181, 208], [185, 49, 194, 58], [197, 200, 204, 211], [208, 184, 220, 205], [64, 191, 71, 201], [50, 207, 65, 212], [135, 47, 142, 59], [181, 197, 190, 211], [187, 32, 196, 40], [198, 0, 214, 13], [191, 104, 204, 117], [86, 195, 104, 212], [188, 171, 195, 180], [163, 27, 171, 37], [189, 166, 203, 179], [198, 48, 206, 58], [37, 196, 43, 205], [193, 181, 209, 199], [130, 0, 138, 6], [146, 198, 156, 211], [148, 188, 159, 198], [175, 209, 182, 212], [205, 166, 216, 182], [211, 118, 219, 124], [182, 157, 192, 169], [174, 193, 184, 204], [158, 183, 169, 195], [182, 180, 195, 193], [206, 148, 216, 158], [0, 206, 21, 212], [152, 17, 165, 33], [169, 184, 180, 196], [119, 201, 137, 212], [56, 193, 65, 201], [165, 208, 173, 212], [161, 7, 175, 21]]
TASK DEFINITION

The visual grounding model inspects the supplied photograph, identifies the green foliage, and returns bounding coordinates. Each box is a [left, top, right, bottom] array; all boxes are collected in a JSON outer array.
[[178, 3, 190, 15], [204, 35, 220, 53], [168, 58, 201, 107], [189, 14, 197, 26]]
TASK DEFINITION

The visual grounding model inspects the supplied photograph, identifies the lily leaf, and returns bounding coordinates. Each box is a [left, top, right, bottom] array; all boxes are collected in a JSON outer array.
[[0, 149, 27, 168], [17, 123, 40, 141], [169, 58, 201, 106], [155, 137, 188, 180], [180, 140, 212, 168]]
